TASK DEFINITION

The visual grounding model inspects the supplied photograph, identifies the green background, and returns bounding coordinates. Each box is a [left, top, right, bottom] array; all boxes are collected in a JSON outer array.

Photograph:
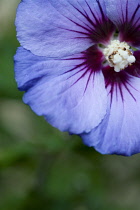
[[1, 1, 140, 209]]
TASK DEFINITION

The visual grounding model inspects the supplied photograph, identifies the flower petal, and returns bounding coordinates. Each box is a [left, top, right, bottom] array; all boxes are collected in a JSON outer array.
[[105, 0, 140, 48], [16, 0, 114, 57], [14, 47, 107, 134], [82, 70, 140, 156]]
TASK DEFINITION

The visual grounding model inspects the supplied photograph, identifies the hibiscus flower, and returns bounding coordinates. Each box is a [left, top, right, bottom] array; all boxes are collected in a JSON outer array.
[[14, 0, 140, 156]]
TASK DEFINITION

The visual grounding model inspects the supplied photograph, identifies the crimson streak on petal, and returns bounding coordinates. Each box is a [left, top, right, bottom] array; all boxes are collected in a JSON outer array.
[[103, 66, 136, 104], [119, 1, 140, 46], [105, 0, 140, 48], [62, 45, 104, 93], [63, 0, 115, 44]]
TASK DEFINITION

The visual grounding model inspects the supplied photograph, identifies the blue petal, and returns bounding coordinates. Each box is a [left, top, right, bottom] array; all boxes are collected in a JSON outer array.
[[15, 0, 114, 57], [105, 0, 140, 48], [14, 47, 107, 134], [82, 74, 140, 156]]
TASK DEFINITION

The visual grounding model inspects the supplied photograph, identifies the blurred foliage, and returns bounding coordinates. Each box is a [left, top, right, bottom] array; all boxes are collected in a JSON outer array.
[[1, 1, 140, 210]]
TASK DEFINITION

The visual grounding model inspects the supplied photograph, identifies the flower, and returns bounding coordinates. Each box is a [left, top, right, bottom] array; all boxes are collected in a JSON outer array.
[[14, 0, 140, 156]]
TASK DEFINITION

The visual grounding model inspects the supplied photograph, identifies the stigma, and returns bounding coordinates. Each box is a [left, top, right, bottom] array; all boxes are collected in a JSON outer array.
[[103, 40, 136, 72]]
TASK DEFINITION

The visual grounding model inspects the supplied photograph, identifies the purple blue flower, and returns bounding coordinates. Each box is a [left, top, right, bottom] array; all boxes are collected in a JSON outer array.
[[14, 0, 140, 156]]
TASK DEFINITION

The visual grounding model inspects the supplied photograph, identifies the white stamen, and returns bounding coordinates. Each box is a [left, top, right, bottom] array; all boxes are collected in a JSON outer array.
[[103, 40, 136, 72], [127, 55, 136, 63], [113, 54, 122, 64], [114, 65, 121, 72]]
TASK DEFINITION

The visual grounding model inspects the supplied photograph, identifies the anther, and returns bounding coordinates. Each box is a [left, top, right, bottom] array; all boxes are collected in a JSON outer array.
[[103, 40, 136, 72]]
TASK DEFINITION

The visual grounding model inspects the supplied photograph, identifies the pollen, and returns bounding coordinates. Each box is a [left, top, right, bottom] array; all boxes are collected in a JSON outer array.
[[103, 40, 136, 72]]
